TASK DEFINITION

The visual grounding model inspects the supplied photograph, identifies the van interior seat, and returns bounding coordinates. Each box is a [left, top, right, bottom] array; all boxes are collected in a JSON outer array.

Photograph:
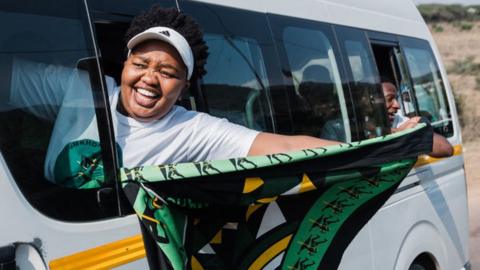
[[296, 65, 340, 136], [0, 109, 52, 189]]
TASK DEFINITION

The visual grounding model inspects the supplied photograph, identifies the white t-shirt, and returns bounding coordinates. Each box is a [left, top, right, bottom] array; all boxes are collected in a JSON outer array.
[[9, 59, 259, 184], [392, 112, 410, 129], [110, 90, 258, 168]]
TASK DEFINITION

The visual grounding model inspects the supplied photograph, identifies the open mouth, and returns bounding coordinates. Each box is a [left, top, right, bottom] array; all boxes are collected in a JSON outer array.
[[136, 88, 160, 98], [133, 88, 160, 108]]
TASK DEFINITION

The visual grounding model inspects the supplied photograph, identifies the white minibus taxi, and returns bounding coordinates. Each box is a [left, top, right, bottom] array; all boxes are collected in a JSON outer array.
[[0, 0, 469, 269]]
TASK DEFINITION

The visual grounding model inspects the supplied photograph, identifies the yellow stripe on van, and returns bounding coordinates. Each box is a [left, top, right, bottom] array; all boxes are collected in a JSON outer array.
[[49, 234, 145, 270], [414, 144, 462, 168]]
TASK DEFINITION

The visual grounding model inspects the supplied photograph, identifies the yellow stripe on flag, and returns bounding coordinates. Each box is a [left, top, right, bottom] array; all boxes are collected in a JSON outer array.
[[249, 234, 292, 270]]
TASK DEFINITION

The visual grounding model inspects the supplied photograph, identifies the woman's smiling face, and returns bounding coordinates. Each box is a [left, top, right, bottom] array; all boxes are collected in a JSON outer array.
[[120, 40, 189, 122]]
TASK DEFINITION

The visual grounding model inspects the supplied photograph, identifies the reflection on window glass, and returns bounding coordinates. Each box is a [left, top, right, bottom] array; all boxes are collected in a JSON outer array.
[[346, 41, 374, 82], [0, 0, 113, 221], [342, 38, 387, 139], [202, 33, 271, 131], [393, 48, 416, 115], [282, 26, 350, 142], [403, 46, 452, 136]]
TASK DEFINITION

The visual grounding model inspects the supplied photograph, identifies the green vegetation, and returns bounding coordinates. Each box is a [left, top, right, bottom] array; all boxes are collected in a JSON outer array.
[[448, 56, 480, 91], [431, 24, 444, 32], [448, 56, 480, 76], [452, 20, 474, 30], [461, 22, 474, 30], [418, 4, 480, 23]]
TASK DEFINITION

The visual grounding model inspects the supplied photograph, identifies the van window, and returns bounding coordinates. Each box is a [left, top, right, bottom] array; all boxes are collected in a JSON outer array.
[[335, 26, 389, 140], [201, 34, 271, 130], [269, 15, 352, 142], [0, 0, 117, 221], [400, 37, 453, 137], [180, 2, 276, 132], [369, 36, 419, 134]]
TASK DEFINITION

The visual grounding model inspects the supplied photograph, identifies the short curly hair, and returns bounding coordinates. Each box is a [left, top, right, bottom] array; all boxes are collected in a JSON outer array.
[[124, 5, 209, 80]]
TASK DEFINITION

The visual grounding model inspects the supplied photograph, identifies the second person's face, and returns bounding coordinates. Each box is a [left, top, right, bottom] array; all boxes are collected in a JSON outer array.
[[382, 82, 401, 124], [120, 40, 189, 122]]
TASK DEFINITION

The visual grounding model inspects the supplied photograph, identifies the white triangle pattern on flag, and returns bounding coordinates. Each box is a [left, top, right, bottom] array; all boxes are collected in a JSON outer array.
[[281, 183, 301, 195], [256, 201, 286, 238], [198, 244, 216, 254], [223, 222, 239, 230]]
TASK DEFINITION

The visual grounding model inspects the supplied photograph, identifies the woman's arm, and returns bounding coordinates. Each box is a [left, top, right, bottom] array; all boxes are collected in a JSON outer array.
[[247, 132, 339, 156]]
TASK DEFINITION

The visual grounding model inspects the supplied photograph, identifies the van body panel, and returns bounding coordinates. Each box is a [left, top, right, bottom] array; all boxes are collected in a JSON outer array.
[[337, 224, 374, 269], [0, 154, 144, 266], [370, 168, 468, 270], [183, 0, 268, 13], [392, 221, 447, 270], [324, 0, 422, 22]]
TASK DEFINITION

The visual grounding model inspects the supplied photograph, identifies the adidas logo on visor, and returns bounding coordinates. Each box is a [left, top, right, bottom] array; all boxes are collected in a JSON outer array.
[[159, 30, 170, 37]]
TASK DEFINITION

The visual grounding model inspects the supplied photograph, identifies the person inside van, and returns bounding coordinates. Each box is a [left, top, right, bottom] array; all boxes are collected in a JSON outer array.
[[382, 78, 453, 158], [1, 5, 340, 186], [297, 65, 345, 140]]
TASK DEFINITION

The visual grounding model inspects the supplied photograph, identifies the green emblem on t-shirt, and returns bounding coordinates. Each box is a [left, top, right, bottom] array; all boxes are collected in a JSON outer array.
[[54, 139, 107, 189]]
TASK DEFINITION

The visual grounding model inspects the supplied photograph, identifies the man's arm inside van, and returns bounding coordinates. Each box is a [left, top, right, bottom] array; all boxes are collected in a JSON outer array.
[[392, 116, 453, 158], [430, 133, 454, 158], [248, 132, 339, 156]]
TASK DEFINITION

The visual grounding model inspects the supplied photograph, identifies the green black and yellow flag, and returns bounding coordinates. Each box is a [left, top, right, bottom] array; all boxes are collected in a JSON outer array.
[[120, 124, 433, 270]]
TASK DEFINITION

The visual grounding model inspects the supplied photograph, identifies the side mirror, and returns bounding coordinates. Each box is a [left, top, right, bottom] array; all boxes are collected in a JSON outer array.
[[15, 244, 47, 270], [0, 243, 47, 270]]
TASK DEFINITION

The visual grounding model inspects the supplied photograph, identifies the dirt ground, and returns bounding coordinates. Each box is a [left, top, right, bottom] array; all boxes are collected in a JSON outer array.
[[465, 140, 480, 269]]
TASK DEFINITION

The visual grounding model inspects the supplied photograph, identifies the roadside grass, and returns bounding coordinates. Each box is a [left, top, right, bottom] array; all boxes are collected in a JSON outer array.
[[418, 4, 480, 22], [448, 56, 480, 75]]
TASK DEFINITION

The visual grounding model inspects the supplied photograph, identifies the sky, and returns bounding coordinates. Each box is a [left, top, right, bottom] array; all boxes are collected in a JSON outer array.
[[413, 0, 480, 4]]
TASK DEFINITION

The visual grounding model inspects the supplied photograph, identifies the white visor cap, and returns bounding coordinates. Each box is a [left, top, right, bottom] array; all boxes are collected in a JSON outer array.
[[127, 26, 194, 79]]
